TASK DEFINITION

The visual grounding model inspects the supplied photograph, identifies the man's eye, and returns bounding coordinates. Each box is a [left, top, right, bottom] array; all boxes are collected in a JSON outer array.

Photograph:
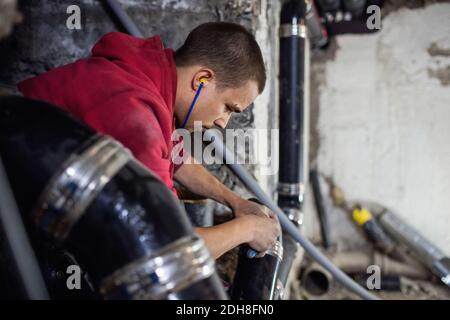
[[225, 105, 233, 112]]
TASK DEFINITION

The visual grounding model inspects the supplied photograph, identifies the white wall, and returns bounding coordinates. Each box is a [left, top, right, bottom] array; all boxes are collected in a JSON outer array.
[[254, 0, 280, 195], [305, 3, 450, 254]]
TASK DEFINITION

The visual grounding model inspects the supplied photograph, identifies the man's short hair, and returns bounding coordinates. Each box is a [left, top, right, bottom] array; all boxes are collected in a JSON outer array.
[[174, 22, 266, 94]]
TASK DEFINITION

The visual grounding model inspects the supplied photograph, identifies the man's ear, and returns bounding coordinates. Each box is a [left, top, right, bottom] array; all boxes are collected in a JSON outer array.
[[191, 68, 214, 91]]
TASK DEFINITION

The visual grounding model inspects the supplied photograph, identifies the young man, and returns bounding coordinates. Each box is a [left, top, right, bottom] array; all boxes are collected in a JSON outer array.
[[18, 22, 280, 258]]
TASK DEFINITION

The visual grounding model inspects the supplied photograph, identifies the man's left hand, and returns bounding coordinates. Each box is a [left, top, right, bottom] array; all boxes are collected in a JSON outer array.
[[230, 198, 277, 220]]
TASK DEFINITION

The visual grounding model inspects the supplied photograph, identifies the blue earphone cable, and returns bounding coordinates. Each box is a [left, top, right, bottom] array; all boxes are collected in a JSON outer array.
[[181, 80, 206, 129]]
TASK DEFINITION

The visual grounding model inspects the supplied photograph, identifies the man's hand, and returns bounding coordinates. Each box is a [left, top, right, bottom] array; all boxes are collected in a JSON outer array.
[[231, 199, 281, 256], [230, 197, 277, 220], [239, 214, 281, 253], [195, 214, 281, 259]]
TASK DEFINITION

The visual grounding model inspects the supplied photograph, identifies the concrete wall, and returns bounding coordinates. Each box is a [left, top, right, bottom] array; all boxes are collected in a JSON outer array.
[[0, 0, 257, 86], [305, 2, 450, 255]]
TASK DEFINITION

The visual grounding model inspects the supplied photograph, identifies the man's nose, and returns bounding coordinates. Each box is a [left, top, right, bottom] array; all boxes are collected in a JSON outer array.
[[214, 115, 231, 129]]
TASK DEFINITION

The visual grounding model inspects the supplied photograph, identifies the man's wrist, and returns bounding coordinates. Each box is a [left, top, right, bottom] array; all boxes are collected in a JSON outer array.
[[223, 190, 242, 211], [231, 216, 254, 243]]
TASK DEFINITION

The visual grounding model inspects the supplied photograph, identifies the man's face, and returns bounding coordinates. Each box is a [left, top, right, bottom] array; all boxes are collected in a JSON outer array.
[[179, 76, 259, 131]]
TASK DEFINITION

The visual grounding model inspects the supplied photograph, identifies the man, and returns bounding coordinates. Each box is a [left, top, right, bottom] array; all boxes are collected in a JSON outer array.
[[18, 22, 280, 259]]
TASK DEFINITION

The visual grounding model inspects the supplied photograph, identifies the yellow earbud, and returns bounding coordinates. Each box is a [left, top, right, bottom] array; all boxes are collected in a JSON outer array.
[[199, 78, 207, 85]]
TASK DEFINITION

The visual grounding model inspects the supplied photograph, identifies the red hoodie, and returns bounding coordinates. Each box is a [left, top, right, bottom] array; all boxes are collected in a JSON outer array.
[[18, 32, 179, 196]]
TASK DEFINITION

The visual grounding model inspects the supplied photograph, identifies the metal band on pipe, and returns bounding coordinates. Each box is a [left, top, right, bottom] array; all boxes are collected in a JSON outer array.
[[34, 135, 131, 242], [100, 236, 216, 299], [266, 240, 284, 261], [280, 23, 307, 38]]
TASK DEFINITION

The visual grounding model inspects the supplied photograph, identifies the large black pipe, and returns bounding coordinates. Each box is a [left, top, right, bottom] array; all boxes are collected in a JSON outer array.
[[231, 245, 282, 300], [0, 95, 227, 299], [231, 200, 283, 300], [277, 0, 307, 289]]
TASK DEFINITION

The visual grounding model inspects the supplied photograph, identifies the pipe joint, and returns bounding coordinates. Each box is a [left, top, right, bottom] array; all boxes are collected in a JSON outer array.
[[34, 135, 131, 242], [280, 22, 307, 38], [277, 182, 305, 199], [266, 240, 284, 261], [100, 236, 215, 299]]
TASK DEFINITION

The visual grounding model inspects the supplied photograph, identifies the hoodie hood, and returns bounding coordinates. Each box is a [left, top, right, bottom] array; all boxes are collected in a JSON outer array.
[[91, 32, 177, 110]]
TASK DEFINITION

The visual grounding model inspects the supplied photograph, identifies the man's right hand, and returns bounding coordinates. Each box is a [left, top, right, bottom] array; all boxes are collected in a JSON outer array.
[[239, 214, 281, 253], [195, 210, 281, 259]]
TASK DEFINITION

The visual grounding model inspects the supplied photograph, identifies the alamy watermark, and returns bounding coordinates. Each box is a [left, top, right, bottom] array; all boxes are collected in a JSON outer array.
[[366, 264, 381, 290], [66, 265, 81, 290], [172, 121, 279, 176], [366, 5, 381, 30], [64, 4, 381, 31], [63, 263, 383, 291], [66, 5, 82, 30]]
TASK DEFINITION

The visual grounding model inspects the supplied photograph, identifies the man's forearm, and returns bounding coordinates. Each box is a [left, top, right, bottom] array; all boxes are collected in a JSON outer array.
[[195, 218, 252, 259], [174, 160, 280, 259], [174, 159, 240, 208]]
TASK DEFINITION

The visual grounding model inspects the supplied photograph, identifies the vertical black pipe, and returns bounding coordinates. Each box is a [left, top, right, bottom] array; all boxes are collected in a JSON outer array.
[[231, 199, 282, 300], [277, 0, 306, 290], [231, 246, 281, 300], [310, 169, 332, 249]]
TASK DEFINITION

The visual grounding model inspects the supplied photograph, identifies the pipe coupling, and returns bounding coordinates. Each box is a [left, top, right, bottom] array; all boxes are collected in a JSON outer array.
[[266, 240, 284, 261], [100, 236, 216, 299], [34, 135, 131, 242], [280, 22, 307, 38], [277, 182, 305, 198]]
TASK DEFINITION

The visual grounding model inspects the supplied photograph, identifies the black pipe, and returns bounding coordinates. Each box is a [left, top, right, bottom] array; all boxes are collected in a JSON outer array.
[[231, 247, 282, 300], [0, 96, 227, 299], [231, 199, 282, 300], [279, 0, 306, 190], [310, 169, 332, 249], [277, 0, 307, 289]]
